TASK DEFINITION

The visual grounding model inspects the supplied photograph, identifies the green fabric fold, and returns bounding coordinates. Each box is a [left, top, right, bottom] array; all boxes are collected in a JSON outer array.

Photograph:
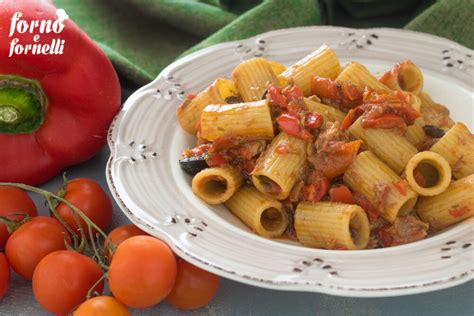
[[53, 0, 473, 91], [405, 0, 474, 49], [183, 0, 322, 56]]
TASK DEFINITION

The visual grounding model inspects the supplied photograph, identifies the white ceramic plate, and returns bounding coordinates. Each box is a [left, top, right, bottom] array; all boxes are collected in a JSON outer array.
[[106, 26, 474, 297]]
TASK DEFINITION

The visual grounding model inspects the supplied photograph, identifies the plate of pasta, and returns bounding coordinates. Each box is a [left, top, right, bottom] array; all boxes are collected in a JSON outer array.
[[106, 26, 473, 297]]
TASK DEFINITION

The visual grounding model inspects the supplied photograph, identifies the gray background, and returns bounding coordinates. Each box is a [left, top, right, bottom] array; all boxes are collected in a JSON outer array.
[[1, 147, 472, 316]]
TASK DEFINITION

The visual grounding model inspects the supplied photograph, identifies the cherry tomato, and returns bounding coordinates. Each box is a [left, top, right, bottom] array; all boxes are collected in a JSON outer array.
[[55, 178, 112, 238], [33, 250, 104, 315], [0, 253, 9, 300], [74, 296, 130, 316], [108, 236, 177, 308], [6, 216, 68, 280], [166, 259, 219, 310], [104, 224, 148, 260], [0, 186, 37, 250]]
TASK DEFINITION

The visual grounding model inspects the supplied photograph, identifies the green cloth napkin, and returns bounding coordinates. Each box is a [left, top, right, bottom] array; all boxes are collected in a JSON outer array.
[[53, 0, 473, 93]]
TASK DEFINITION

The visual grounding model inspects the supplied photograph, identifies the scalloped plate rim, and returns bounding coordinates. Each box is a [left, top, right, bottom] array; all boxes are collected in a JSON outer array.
[[106, 26, 474, 297]]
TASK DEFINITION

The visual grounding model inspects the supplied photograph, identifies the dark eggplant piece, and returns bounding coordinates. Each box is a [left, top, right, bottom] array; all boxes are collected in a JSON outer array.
[[179, 155, 208, 175], [423, 125, 445, 138], [225, 95, 243, 104]]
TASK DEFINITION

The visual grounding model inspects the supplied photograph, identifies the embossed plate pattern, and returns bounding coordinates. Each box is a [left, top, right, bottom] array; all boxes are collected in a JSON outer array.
[[106, 26, 474, 297]]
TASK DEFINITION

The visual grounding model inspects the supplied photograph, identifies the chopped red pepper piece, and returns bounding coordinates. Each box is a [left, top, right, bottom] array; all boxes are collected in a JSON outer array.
[[304, 112, 323, 129], [362, 113, 407, 130], [206, 154, 228, 167], [329, 185, 354, 204], [353, 191, 380, 221], [276, 114, 312, 140], [448, 206, 469, 218], [267, 84, 288, 108], [284, 85, 304, 101], [311, 77, 363, 109], [341, 109, 355, 130], [393, 180, 408, 195], [245, 160, 255, 174], [301, 178, 330, 202], [275, 144, 290, 155]]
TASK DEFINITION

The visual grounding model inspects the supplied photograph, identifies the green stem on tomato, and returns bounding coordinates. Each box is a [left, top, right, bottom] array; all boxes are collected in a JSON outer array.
[[86, 272, 108, 300], [0, 213, 31, 234], [88, 226, 102, 266], [45, 195, 78, 249], [0, 182, 113, 268]]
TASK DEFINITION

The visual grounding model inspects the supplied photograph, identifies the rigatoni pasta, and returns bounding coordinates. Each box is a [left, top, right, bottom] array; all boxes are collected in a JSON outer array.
[[225, 186, 288, 238], [176, 78, 237, 134], [252, 132, 307, 200], [304, 97, 345, 124], [231, 57, 279, 102], [192, 166, 243, 204], [348, 117, 418, 174], [419, 92, 455, 129], [405, 118, 426, 149], [378, 60, 424, 95], [177, 44, 473, 250], [295, 202, 370, 250], [417, 174, 474, 230], [336, 62, 391, 92], [279, 45, 341, 95], [404, 151, 451, 196], [343, 151, 418, 223], [429, 123, 474, 179], [200, 100, 274, 141]]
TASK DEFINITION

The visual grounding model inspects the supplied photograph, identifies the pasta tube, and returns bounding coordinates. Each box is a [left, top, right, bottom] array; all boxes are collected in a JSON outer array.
[[343, 151, 418, 223], [429, 123, 474, 179], [279, 44, 342, 95], [200, 100, 274, 141], [407, 92, 422, 112], [177, 78, 237, 134], [231, 57, 279, 102], [405, 118, 426, 149], [252, 132, 307, 200], [225, 186, 288, 238], [417, 174, 474, 230], [419, 92, 455, 129], [304, 97, 345, 124], [269, 60, 286, 75], [379, 60, 424, 95], [294, 202, 370, 250], [336, 62, 391, 92], [192, 166, 243, 204], [348, 117, 418, 174], [405, 151, 451, 196]]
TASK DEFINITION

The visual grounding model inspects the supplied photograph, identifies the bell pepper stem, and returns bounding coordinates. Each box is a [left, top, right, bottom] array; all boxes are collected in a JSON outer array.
[[0, 75, 47, 134]]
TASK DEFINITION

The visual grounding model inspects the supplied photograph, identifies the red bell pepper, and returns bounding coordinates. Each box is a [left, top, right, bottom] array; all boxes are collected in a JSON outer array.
[[0, 1, 121, 185]]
